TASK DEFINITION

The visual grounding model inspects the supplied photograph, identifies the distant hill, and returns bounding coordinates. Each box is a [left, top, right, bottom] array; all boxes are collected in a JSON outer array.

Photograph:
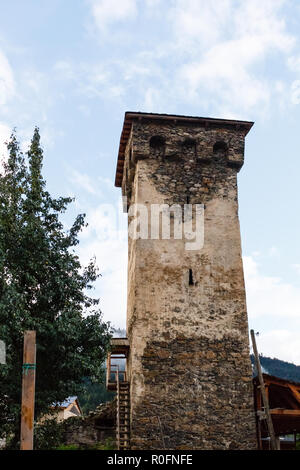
[[250, 355, 300, 383]]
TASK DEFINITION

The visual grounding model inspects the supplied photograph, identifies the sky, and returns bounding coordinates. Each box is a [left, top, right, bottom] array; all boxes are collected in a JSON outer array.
[[0, 0, 300, 364]]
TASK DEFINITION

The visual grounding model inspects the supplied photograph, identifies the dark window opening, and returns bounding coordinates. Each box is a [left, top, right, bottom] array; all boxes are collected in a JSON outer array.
[[186, 195, 190, 204], [182, 138, 196, 156], [189, 269, 194, 286], [213, 141, 228, 157], [150, 135, 166, 150], [182, 138, 196, 149], [149, 135, 166, 158]]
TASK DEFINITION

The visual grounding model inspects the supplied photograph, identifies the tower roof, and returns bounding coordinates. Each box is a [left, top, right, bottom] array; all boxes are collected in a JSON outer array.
[[115, 111, 254, 187]]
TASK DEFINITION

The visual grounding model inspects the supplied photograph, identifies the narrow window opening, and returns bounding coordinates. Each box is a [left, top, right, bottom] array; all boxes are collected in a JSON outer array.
[[182, 138, 196, 157], [189, 269, 194, 286], [213, 141, 228, 158], [186, 195, 190, 204], [150, 135, 165, 149], [183, 138, 196, 149], [149, 135, 166, 158]]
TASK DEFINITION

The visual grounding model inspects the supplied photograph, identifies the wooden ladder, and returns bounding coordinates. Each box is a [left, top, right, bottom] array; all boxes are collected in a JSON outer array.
[[117, 380, 130, 450]]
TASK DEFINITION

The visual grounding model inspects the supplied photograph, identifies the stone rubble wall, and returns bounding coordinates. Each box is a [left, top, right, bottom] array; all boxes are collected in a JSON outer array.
[[60, 400, 116, 448]]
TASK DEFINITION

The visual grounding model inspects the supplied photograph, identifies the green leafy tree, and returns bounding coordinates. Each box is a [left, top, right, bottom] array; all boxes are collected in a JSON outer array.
[[78, 378, 115, 415], [0, 129, 112, 447]]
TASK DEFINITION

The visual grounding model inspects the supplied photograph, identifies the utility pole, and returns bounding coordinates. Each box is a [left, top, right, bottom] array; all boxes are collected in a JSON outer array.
[[250, 329, 279, 451], [20, 331, 36, 450]]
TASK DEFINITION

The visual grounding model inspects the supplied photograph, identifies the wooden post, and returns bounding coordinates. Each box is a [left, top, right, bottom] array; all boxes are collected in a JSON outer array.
[[20, 331, 36, 450], [116, 365, 120, 450], [106, 351, 111, 389], [256, 387, 263, 450], [250, 330, 279, 450]]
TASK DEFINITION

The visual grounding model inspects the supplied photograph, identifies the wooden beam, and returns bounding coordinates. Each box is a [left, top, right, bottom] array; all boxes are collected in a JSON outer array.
[[251, 330, 279, 450], [20, 331, 36, 450], [264, 375, 296, 388], [270, 409, 300, 416], [290, 385, 300, 405], [255, 385, 263, 450]]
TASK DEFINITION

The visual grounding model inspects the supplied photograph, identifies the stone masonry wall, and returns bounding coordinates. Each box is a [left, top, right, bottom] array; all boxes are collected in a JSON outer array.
[[59, 400, 116, 448], [123, 118, 257, 450]]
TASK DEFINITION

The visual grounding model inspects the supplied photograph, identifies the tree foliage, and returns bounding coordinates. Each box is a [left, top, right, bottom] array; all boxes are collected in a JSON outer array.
[[0, 129, 112, 445], [78, 378, 115, 415]]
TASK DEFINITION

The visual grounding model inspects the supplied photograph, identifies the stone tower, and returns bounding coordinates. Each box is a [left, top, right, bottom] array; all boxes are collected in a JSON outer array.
[[115, 112, 257, 450]]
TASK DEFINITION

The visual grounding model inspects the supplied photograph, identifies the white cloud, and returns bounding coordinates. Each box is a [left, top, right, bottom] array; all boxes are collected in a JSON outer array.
[[0, 122, 12, 171], [288, 55, 300, 73], [54, 61, 76, 80], [69, 169, 100, 196], [89, 0, 137, 33], [169, 0, 232, 47], [244, 255, 300, 363], [174, 0, 294, 115], [170, 0, 293, 52], [292, 264, 300, 275], [144, 0, 162, 8], [244, 255, 300, 320], [77, 205, 127, 328], [291, 80, 300, 104], [233, 0, 293, 51], [254, 329, 300, 364], [69, 0, 297, 115], [76, 237, 127, 328], [87, 0, 295, 116], [143, 87, 163, 112], [53, 60, 124, 101], [0, 49, 15, 106], [179, 41, 271, 116], [269, 246, 279, 257], [68, 172, 127, 327], [78, 104, 91, 117], [67, 172, 117, 203]]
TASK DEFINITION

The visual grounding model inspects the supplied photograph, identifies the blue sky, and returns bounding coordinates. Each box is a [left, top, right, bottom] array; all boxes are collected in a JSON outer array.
[[1, 0, 300, 363]]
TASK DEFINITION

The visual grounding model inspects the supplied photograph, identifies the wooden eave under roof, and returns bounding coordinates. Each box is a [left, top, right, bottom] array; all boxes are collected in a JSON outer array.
[[254, 373, 300, 437], [115, 111, 254, 187], [253, 373, 300, 390]]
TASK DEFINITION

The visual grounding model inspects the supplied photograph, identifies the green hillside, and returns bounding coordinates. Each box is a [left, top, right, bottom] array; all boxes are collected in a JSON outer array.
[[250, 355, 300, 383]]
